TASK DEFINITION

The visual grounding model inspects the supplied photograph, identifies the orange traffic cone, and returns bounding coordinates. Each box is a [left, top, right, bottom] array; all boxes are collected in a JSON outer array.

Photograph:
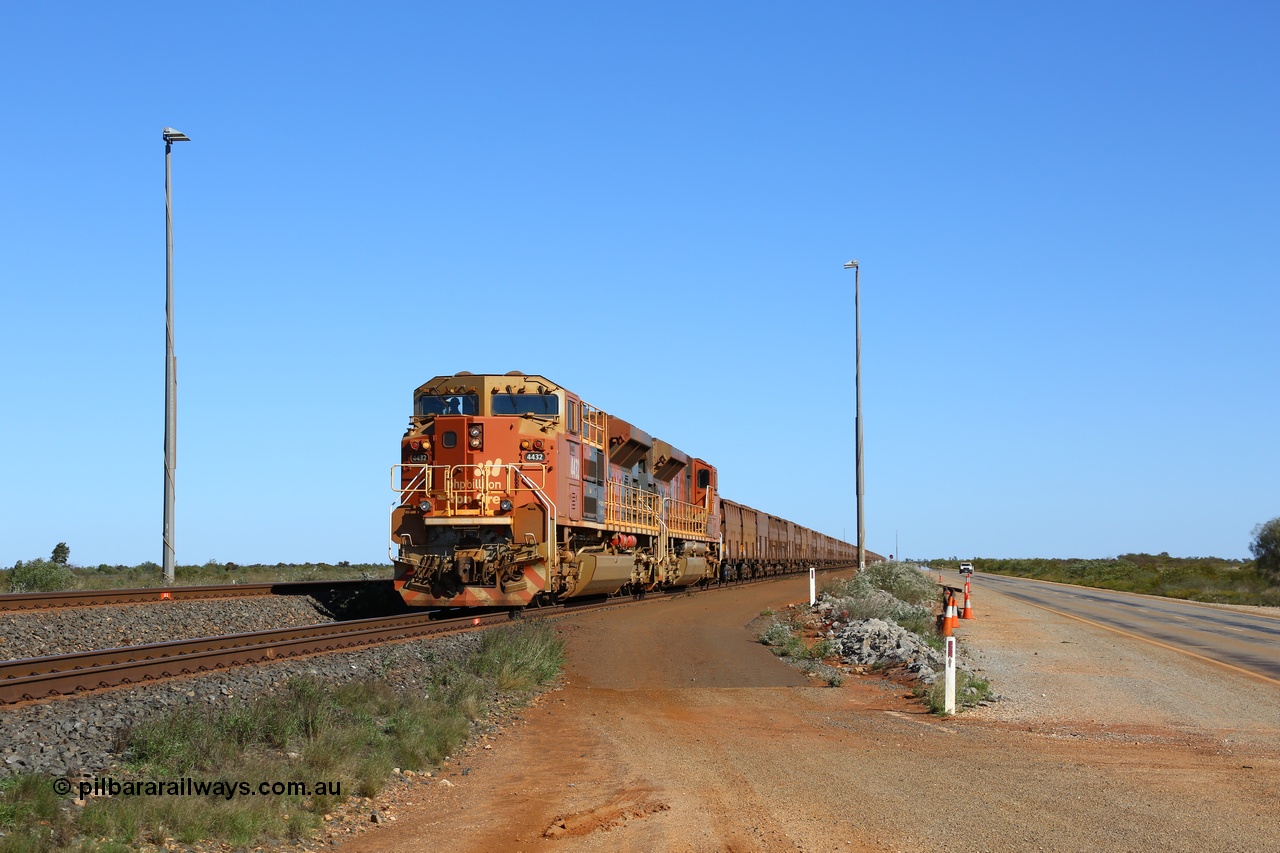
[[961, 581, 975, 619], [944, 590, 959, 632]]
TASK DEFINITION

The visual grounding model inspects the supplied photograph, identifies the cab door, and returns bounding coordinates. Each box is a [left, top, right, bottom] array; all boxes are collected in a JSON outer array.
[[565, 440, 582, 522], [564, 396, 583, 522]]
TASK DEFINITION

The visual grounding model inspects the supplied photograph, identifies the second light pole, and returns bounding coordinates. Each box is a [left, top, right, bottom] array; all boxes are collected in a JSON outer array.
[[844, 259, 865, 571], [162, 127, 191, 585]]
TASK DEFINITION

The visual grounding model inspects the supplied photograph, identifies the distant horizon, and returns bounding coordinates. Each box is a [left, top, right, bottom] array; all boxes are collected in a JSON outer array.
[[3, 551, 1255, 571]]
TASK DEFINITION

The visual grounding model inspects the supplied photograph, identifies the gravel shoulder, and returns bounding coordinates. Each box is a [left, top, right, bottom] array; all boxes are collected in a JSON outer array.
[[962, 580, 1280, 743]]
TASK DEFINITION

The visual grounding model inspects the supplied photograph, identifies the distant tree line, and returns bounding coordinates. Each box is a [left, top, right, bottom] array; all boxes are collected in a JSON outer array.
[[3, 543, 391, 593]]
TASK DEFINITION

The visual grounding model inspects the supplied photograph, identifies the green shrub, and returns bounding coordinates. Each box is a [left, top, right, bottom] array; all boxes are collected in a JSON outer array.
[[467, 621, 564, 691], [8, 559, 75, 593], [919, 671, 994, 715], [0, 773, 76, 852], [758, 621, 793, 648], [822, 563, 937, 638], [758, 619, 833, 661], [824, 561, 936, 608], [807, 638, 835, 660]]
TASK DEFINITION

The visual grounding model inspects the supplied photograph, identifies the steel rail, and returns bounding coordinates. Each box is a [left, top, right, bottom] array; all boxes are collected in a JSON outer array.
[[0, 562, 858, 705], [0, 579, 384, 612], [0, 610, 509, 705]]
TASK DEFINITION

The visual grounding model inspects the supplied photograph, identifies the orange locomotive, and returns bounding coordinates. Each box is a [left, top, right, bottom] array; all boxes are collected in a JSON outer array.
[[390, 372, 859, 608]]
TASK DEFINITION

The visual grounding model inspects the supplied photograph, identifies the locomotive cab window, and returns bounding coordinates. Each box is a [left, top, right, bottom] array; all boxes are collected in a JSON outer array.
[[697, 469, 711, 489], [568, 401, 580, 434], [416, 394, 479, 416], [492, 393, 560, 416]]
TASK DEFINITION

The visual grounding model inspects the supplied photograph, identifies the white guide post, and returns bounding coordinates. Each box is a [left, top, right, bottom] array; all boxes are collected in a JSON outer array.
[[809, 567, 816, 606], [944, 636, 957, 715]]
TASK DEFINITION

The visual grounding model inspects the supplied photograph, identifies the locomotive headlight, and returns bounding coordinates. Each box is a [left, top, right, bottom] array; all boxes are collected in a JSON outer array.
[[468, 425, 482, 437], [499, 499, 513, 512], [417, 501, 431, 513], [466, 424, 483, 449]]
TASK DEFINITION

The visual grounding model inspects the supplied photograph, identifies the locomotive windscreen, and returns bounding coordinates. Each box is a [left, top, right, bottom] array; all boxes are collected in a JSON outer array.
[[491, 393, 560, 416], [415, 394, 479, 416]]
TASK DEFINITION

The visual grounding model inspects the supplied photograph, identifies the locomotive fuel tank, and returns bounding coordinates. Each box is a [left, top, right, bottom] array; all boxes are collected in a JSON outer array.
[[562, 551, 640, 598]]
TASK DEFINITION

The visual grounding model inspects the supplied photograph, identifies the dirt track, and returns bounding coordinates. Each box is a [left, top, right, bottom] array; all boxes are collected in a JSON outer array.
[[334, 575, 1280, 852]]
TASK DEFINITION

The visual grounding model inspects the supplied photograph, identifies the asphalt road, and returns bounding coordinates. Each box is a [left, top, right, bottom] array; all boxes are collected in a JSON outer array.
[[966, 571, 1280, 683]]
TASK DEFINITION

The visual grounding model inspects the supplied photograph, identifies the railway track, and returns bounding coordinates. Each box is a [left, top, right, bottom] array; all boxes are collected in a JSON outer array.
[[0, 610, 513, 705], [0, 579, 384, 612], [0, 565, 857, 705]]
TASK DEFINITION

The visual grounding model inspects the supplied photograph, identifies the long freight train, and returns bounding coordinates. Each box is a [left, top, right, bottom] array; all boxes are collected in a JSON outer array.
[[390, 372, 874, 608]]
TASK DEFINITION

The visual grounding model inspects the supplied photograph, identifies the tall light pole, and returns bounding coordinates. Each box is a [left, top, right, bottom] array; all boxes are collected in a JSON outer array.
[[844, 259, 865, 571], [162, 127, 191, 584]]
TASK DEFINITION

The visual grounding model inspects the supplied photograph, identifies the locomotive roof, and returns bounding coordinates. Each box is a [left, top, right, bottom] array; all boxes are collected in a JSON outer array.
[[413, 372, 710, 480], [414, 372, 561, 397]]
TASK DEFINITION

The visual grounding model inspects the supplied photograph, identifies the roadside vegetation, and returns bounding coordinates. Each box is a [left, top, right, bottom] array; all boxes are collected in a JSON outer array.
[[0, 621, 563, 852], [1, 544, 390, 593], [929, 552, 1280, 607], [758, 620, 836, 671], [758, 562, 990, 711], [917, 670, 995, 714], [820, 561, 939, 644]]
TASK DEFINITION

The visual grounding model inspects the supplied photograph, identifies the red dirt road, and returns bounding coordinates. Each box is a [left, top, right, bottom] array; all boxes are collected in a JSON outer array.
[[333, 576, 1280, 852]]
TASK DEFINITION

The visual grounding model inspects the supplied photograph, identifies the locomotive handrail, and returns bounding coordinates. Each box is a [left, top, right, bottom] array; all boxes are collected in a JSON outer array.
[[391, 463, 548, 516], [388, 463, 557, 564], [665, 493, 712, 539], [658, 498, 669, 562], [604, 480, 661, 533], [388, 499, 403, 561], [581, 402, 607, 450], [513, 467, 558, 570], [397, 465, 428, 506]]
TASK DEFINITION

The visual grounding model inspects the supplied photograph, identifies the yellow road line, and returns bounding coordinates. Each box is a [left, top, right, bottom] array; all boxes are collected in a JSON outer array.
[[990, 591, 1280, 688]]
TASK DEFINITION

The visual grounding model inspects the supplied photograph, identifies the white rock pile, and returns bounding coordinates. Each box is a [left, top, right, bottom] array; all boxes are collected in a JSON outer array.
[[830, 617, 946, 683]]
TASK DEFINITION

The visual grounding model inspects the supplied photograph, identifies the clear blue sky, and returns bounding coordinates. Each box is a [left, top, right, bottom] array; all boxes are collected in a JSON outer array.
[[2, 2, 1276, 567]]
